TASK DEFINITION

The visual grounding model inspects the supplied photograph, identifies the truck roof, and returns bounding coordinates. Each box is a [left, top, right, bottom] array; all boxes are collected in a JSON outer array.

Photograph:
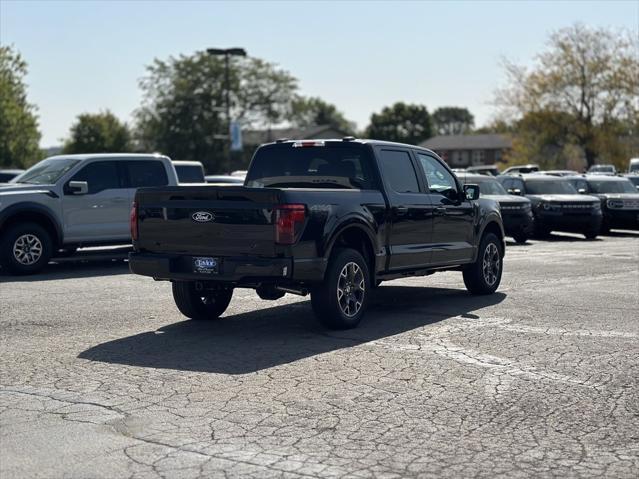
[[45, 153, 170, 161], [260, 138, 439, 157]]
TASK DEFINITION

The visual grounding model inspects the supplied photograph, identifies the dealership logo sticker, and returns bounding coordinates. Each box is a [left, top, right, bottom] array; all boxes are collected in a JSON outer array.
[[191, 211, 215, 222]]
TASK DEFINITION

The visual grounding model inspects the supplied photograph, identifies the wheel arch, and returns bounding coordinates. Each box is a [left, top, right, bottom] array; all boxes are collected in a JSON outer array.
[[0, 203, 62, 248], [324, 221, 378, 279], [478, 218, 505, 256]]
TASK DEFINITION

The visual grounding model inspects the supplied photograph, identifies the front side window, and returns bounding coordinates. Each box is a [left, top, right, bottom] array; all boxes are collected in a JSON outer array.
[[70, 161, 121, 194], [12, 158, 81, 185], [378, 150, 420, 193], [127, 161, 169, 187], [416, 153, 458, 198]]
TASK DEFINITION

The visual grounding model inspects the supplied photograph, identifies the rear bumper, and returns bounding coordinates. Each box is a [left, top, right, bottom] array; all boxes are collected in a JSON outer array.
[[129, 252, 326, 283]]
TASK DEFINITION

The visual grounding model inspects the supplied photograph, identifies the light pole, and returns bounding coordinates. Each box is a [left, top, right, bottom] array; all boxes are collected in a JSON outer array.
[[207, 47, 247, 172]]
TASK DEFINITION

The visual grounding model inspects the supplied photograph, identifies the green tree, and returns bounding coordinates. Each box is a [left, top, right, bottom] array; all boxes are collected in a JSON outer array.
[[365, 102, 432, 145], [432, 107, 474, 135], [496, 23, 639, 168], [0, 46, 41, 168], [289, 96, 355, 133], [135, 51, 298, 173], [63, 111, 131, 154]]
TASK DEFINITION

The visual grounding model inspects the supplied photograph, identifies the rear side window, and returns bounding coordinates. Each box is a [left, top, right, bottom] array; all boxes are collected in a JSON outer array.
[[246, 143, 378, 190], [126, 161, 169, 187], [70, 161, 121, 194], [378, 150, 420, 193]]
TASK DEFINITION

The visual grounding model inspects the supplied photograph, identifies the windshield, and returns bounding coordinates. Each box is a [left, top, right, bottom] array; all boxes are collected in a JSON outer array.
[[588, 179, 636, 194], [12, 158, 81, 185], [526, 180, 578, 195], [626, 176, 639, 187], [476, 180, 508, 196], [246, 143, 377, 189]]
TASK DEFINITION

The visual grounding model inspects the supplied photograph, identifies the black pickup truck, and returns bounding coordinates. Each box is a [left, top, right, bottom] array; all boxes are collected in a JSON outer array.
[[129, 139, 505, 329]]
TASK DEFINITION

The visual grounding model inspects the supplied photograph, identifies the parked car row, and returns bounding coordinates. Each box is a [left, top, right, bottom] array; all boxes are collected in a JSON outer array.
[[454, 171, 638, 243]]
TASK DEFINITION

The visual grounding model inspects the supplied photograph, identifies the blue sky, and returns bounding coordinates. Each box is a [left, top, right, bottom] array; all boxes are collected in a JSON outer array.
[[2, 0, 637, 147]]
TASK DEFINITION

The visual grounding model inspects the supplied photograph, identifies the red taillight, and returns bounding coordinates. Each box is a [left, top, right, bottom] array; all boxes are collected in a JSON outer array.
[[275, 204, 306, 245], [130, 202, 138, 241]]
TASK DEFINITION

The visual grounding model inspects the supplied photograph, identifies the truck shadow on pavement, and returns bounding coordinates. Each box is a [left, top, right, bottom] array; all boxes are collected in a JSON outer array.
[[79, 286, 506, 375], [0, 260, 130, 282]]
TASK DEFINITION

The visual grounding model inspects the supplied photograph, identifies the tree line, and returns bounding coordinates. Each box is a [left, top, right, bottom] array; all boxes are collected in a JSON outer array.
[[1, 23, 637, 173]]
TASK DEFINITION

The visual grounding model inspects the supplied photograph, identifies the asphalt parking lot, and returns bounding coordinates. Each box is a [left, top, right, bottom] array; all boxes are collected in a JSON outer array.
[[1, 233, 638, 478]]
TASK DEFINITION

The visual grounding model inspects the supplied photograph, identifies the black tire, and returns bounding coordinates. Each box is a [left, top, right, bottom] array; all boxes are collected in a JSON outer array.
[[512, 233, 528, 244], [599, 221, 611, 235], [533, 224, 551, 239], [584, 229, 598, 240], [171, 281, 233, 320], [311, 248, 370, 330], [463, 232, 503, 295], [0, 222, 53, 275]]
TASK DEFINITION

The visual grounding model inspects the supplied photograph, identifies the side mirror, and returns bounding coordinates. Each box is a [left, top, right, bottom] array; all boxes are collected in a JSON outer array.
[[67, 181, 88, 195], [464, 184, 480, 201], [578, 188, 587, 194]]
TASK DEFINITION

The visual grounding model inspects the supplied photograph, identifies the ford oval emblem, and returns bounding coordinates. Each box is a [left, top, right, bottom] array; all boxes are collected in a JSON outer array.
[[191, 211, 215, 223]]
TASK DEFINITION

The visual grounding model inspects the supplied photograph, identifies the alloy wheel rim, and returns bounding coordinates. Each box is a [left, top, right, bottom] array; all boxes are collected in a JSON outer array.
[[13, 234, 43, 265], [482, 243, 500, 286], [337, 262, 365, 317]]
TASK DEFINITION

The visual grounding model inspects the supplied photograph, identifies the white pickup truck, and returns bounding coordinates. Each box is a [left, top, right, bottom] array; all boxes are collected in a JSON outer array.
[[0, 153, 179, 275]]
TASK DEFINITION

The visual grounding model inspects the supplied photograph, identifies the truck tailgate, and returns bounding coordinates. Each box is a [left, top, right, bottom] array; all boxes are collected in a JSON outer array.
[[135, 186, 282, 256]]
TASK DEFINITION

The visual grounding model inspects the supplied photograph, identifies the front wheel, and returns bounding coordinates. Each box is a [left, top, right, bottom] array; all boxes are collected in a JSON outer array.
[[463, 233, 503, 295], [171, 281, 233, 320], [584, 229, 598, 240], [0, 222, 53, 275], [512, 233, 528, 244], [311, 248, 370, 329]]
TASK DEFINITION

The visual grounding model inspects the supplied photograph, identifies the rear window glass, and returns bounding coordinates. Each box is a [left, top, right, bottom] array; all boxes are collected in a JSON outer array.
[[175, 164, 205, 183], [246, 143, 378, 190], [127, 161, 169, 187]]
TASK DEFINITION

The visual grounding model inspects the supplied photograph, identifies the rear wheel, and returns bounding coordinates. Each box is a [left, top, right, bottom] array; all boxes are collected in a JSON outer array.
[[0, 222, 53, 275], [463, 232, 503, 295], [311, 248, 370, 329], [171, 281, 233, 320]]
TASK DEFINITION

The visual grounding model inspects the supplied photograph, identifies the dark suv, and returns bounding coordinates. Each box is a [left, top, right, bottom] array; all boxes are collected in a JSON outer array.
[[457, 173, 534, 243], [498, 175, 602, 239], [565, 175, 639, 232]]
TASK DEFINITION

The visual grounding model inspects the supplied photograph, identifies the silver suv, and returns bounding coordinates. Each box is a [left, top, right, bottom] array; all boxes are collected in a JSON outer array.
[[0, 153, 178, 275]]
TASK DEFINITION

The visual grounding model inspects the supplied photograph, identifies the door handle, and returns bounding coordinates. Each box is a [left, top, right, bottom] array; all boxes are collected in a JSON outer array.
[[434, 207, 446, 216], [394, 206, 409, 216]]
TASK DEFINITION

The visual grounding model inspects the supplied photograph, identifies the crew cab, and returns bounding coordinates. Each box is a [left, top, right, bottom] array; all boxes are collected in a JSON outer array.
[[497, 174, 602, 239], [565, 175, 639, 232], [129, 139, 505, 329], [0, 154, 178, 274], [457, 173, 534, 243]]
